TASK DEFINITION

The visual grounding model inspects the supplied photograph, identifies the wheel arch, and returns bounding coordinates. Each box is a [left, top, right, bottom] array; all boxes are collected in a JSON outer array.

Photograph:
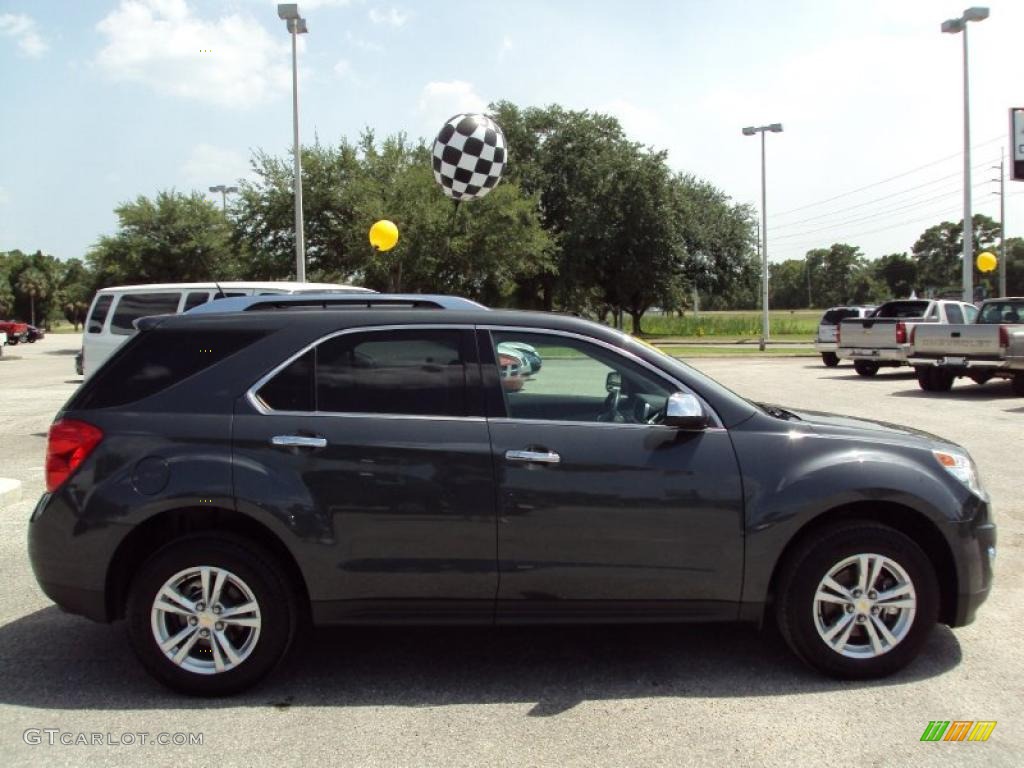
[[104, 506, 310, 622], [763, 501, 958, 626]]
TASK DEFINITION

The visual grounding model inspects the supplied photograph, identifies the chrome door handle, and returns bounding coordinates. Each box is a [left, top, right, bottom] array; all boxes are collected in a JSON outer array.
[[505, 449, 561, 465], [271, 435, 327, 449]]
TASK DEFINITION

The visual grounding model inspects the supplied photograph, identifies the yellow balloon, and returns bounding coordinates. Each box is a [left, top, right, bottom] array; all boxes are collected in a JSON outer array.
[[976, 251, 997, 273], [369, 219, 399, 252]]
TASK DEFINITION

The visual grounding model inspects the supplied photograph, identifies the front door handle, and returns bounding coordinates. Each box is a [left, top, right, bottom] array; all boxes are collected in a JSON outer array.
[[271, 435, 327, 449], [505, 449, 561, 465]]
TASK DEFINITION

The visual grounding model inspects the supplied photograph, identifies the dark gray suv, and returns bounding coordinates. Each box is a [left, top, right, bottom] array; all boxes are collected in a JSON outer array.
[[29, 305, 995, 694]]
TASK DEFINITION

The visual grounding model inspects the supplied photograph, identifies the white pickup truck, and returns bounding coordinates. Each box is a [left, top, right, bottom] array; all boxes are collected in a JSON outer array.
[[908, 297, 1024, 394], [837, 298, 978, 377]]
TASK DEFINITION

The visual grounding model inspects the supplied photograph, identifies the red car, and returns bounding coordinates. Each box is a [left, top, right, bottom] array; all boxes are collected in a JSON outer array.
[[0, 320, 29, 345]]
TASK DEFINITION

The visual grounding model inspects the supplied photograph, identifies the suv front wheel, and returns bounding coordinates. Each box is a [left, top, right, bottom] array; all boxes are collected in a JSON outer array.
[[775, 522, 939, 679], [126, 534, 297, 695]]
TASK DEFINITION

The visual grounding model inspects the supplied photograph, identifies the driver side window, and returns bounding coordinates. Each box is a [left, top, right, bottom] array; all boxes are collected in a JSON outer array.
[[489, 331, 672, 424]]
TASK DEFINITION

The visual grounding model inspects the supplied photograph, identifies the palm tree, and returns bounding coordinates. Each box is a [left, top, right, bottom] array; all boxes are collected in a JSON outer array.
[[16, 268, 49, 327]]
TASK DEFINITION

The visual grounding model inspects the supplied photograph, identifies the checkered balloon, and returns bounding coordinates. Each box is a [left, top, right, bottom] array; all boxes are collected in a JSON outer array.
[[431, 113, 507, 201]]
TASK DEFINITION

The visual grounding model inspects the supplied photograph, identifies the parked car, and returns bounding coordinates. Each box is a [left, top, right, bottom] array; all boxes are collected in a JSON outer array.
[[814, 306, 875, 367], [79, 281, 375, 379], [837, 299, 977, 377], [29, 304, 995, 694], [908, 297, 1024, 394], [0, 320, 29, 345], [25, 324, 45, 342]]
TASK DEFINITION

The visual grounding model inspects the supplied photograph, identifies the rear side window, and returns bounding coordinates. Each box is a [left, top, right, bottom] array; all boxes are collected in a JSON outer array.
[[87, 295, 114, 334], [822, 309, 857, 324], [73, 329, 266, 409], [183, 292, 210, 311], [946, 305, 964, 324], [254, 330, 471, 416], [963, 304, 979, 323], [110, 293, 182, 335], [875, 301, 930, 319]]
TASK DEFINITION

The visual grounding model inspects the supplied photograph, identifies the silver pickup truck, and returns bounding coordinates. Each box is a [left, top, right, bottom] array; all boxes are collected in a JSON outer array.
[[837, 299, 978, 377], [908, 297, 1024, 394]]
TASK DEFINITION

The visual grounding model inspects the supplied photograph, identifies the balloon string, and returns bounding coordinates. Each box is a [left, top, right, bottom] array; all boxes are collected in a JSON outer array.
[[444, 199, 461, 263]]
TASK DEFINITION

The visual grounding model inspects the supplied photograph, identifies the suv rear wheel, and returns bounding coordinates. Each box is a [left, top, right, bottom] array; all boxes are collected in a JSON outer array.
[[775, 522, 938, 679], [126, 534, 297, 695], [821, 352, 839, 367]]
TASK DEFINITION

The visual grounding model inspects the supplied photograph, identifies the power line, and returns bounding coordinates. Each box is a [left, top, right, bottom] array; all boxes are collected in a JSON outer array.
[[773, 134, 1004, 217], [774, 180, 991, 241], [772, 158, 998, 231]]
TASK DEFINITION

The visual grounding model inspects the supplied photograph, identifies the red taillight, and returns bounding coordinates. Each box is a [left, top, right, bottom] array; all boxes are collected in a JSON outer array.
[[895, 321, 907, 345], [46, 419, 103, 493], [999, 325, 1009, 348]]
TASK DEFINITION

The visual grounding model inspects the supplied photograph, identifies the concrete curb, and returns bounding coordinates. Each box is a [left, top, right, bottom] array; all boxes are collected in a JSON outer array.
[[0, 477, 22, 508]]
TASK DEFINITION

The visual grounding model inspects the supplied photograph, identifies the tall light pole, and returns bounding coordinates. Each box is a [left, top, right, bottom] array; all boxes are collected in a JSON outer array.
[[743, 123, 783, 352], [278, 4, 309, 282], [942, 6, 989, 303], [208, 185, 238, 212]]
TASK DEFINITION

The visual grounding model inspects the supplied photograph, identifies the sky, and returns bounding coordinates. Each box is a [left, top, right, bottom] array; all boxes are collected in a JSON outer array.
[[1, 0, 1022, 269]]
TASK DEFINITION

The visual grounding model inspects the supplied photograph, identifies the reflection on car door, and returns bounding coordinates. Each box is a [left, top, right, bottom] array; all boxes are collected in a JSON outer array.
[[480, 329, 745, 622], [232, 327, 498, 623]]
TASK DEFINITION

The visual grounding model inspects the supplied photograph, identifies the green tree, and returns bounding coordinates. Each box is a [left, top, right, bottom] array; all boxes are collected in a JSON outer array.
[[911, 214, 1000, 293], [16, 267, 48, 326], [88, 190, 239, 287], [57, 258, 94, 330], [874, 252, 917, 298]]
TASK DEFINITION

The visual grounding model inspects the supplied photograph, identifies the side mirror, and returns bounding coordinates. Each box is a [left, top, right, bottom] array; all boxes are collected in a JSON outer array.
[[605, 371, 622, 393], [664, 392, 709, 430]]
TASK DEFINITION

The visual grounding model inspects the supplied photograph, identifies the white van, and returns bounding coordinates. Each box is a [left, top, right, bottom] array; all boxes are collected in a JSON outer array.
[[81, 281, 372, 378]]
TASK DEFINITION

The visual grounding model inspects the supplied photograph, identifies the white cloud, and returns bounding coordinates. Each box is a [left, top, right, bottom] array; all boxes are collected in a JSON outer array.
[[182, 143, 253, 187], [599, 99, 666, 147], [418, 80, 486, 134], [368, 8, 408, 27], [497, 35, 513, 61], [345, 31, 383, 53], [0, 13, 49, 57], [95, 0, 294, 108]]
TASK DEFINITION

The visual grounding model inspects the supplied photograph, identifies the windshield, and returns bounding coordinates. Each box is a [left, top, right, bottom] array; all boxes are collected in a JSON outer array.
[[874, 301, 930, 319], [978, 301, 1024, 324], [822, 308, 860, 324]]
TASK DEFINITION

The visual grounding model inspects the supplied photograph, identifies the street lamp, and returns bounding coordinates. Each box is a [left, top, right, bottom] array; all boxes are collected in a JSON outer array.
[[277, 3, 309, 282], [208, 185, 238, 212], [742, 123, 783, 352], [942, 6, 989, 303]]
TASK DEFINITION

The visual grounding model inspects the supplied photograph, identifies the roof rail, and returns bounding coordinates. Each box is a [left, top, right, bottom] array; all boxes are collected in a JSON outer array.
[[184, 293, 488, 315]]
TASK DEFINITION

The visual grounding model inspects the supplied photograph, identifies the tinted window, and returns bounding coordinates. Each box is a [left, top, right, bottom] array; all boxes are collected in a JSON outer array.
[[73, 329, 266, 409], [490, 332, 672, 424], [183, 292, 210, 311], [875, 301, 930, 319], [110, 292, 182, 334], [317, 330, 468, 416], [946, 304, 964, 324], [822, 308, 858, 325], [979, 301, 1022, 323], [87, 295, 114, 334], [256, 350, 315, 412]]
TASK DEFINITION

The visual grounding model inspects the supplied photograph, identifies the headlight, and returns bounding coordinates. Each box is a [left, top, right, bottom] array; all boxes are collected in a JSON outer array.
[[933, 449, 985, 497]]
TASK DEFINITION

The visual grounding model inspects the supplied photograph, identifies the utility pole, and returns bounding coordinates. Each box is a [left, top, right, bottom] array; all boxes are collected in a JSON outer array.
[[995, 150, 1006, 297]]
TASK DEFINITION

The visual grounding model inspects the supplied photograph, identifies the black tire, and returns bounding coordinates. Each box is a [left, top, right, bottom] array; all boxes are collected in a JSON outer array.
[[931, 370, 954, 392], [853, 360, 879, 377], [775, 521, 939, 679], [915, 367, 936, 392], [126, 534, 298, 696], [821, 352, 840, 368], [1013, 374, 1024, 397]]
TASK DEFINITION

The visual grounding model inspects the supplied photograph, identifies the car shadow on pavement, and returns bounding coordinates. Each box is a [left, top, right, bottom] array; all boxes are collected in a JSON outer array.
[[820, 372, 918, 382], [889, 382, 1017, 401], [0, 607, 962, 715], [44, 348, 79, 356]]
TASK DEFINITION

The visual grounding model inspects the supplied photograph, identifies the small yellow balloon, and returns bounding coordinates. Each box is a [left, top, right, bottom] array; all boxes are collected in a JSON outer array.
[[369, 219, 399, 252], [976, 251, 997, 273]]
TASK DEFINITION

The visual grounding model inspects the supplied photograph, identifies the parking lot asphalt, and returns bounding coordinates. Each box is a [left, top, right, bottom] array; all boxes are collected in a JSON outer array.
[[0, 335, 1020, 767]]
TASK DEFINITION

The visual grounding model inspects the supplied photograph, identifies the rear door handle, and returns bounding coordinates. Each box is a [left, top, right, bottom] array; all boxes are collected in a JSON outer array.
[[505, 449, 561, 465], [271, 435, 327, 449]]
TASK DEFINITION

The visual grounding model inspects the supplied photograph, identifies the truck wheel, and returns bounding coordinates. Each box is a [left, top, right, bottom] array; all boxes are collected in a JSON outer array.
[[1013, 375, 1024, 397], [932, 370, 954, 392], [915, 367, 937, 391], [775, 521, 938, 679], [821, 352, 840, 367], [126, 534, 298, 696], [853, 361, 879, 377]]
